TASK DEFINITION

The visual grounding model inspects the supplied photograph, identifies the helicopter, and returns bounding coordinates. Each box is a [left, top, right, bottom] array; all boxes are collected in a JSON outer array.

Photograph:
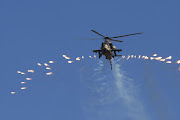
[[91, 30, 143, 70]]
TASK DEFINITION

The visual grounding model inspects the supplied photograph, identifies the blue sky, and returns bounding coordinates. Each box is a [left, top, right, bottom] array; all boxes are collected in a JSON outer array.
[[1, 0, 180, 120]]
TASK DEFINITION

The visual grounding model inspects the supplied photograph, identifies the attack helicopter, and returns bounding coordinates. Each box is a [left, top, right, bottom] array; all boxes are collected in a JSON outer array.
[[91, 30, 143, 70]]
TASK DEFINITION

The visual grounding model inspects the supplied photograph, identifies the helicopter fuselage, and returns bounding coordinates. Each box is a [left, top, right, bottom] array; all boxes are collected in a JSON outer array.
[[101, 39, 116, 60]]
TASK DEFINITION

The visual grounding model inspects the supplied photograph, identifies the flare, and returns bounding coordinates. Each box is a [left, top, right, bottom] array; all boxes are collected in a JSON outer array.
[[26, 78, 32, 80], [46, 72, 53, 75], [21, 82, 26, 84], [166, 61, 172, 64], [11, 92, 16, 94], [155, 57, 162, 60], [165, 56, 172, 60], [49, 61, 54, 63], [176, 60, 180, 64], [21, 87, 27, 90], [62, 55, 66, 57], [127, 55, 130, 60], [68, 61, 73, 63], [44, 63, 49, 66], [150, 57, 154, 60], [37, 63, 42, 66], [159, 59, 166, 61], [65, 57, 70, 59], [46, 67, 51, 70], [28, 70, 34, 73], [144, 56, 148, 59], [76, 57, 80, 61]]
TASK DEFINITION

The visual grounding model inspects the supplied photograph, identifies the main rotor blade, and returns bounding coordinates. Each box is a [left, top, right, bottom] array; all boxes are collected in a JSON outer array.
[[109, 39, 123, 42], [111, 32, 143, 38], [78, 38, 104, 40], [91, 30, 105, 38]]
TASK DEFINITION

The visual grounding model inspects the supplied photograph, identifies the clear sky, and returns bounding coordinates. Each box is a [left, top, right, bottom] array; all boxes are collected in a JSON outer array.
[[0, 0, 180, 120]]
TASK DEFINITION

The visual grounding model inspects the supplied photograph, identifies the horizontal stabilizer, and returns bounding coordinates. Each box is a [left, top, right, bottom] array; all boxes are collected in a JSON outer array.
[[93, 50, 101, 53], [111, 49, 122, 52]]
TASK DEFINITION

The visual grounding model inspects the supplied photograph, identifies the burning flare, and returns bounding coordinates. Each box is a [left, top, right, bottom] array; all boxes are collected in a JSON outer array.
[[49, 61, 54, 63], [62, 55, 66, 57], [63, 55, 71, 59], [144, 56, 148, 59], [159, 59, 166, 61], [28, 70, 34, 73], [165, 56, 172, 60], [68, 61, 73, 63], [82, 56, 84, 59], [46, 67, 51, 70], [153, 54, 157, 56], [65, 57, 70, 59], [17, 71, 25, 75], [21, 82, 26, 84], [26, 78, 32, 80], [44, 63, 49, 66], [138, 55, 141, 59], [37, 63, 42, 66], [76, 57, 81, 61], [176, 60, 180, 64], [166, 61, 172, 64], [127, 55, 130, 60], [21, 87, 27, 90], [150, 57, 154, 60], [89, 56, 92, 58], [11, 92, 16, 94], [155, 57, 162, 60], [46, 72, 53, 75]]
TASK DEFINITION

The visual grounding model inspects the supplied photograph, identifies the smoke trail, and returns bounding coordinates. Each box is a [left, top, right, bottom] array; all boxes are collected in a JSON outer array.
[[112, 61, 148, 120], [80, 58, 148, 120]]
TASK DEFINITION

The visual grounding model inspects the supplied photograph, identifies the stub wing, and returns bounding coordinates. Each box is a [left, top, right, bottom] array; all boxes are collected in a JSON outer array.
[[93, 50, 101, 53], [93, 50, 102, 58], [111, 49, 122, 52]]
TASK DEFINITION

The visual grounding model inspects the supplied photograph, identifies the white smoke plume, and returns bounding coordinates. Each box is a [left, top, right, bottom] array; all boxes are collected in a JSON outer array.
[[80, 58, 148, 120], [112, 61, 148, 120]]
